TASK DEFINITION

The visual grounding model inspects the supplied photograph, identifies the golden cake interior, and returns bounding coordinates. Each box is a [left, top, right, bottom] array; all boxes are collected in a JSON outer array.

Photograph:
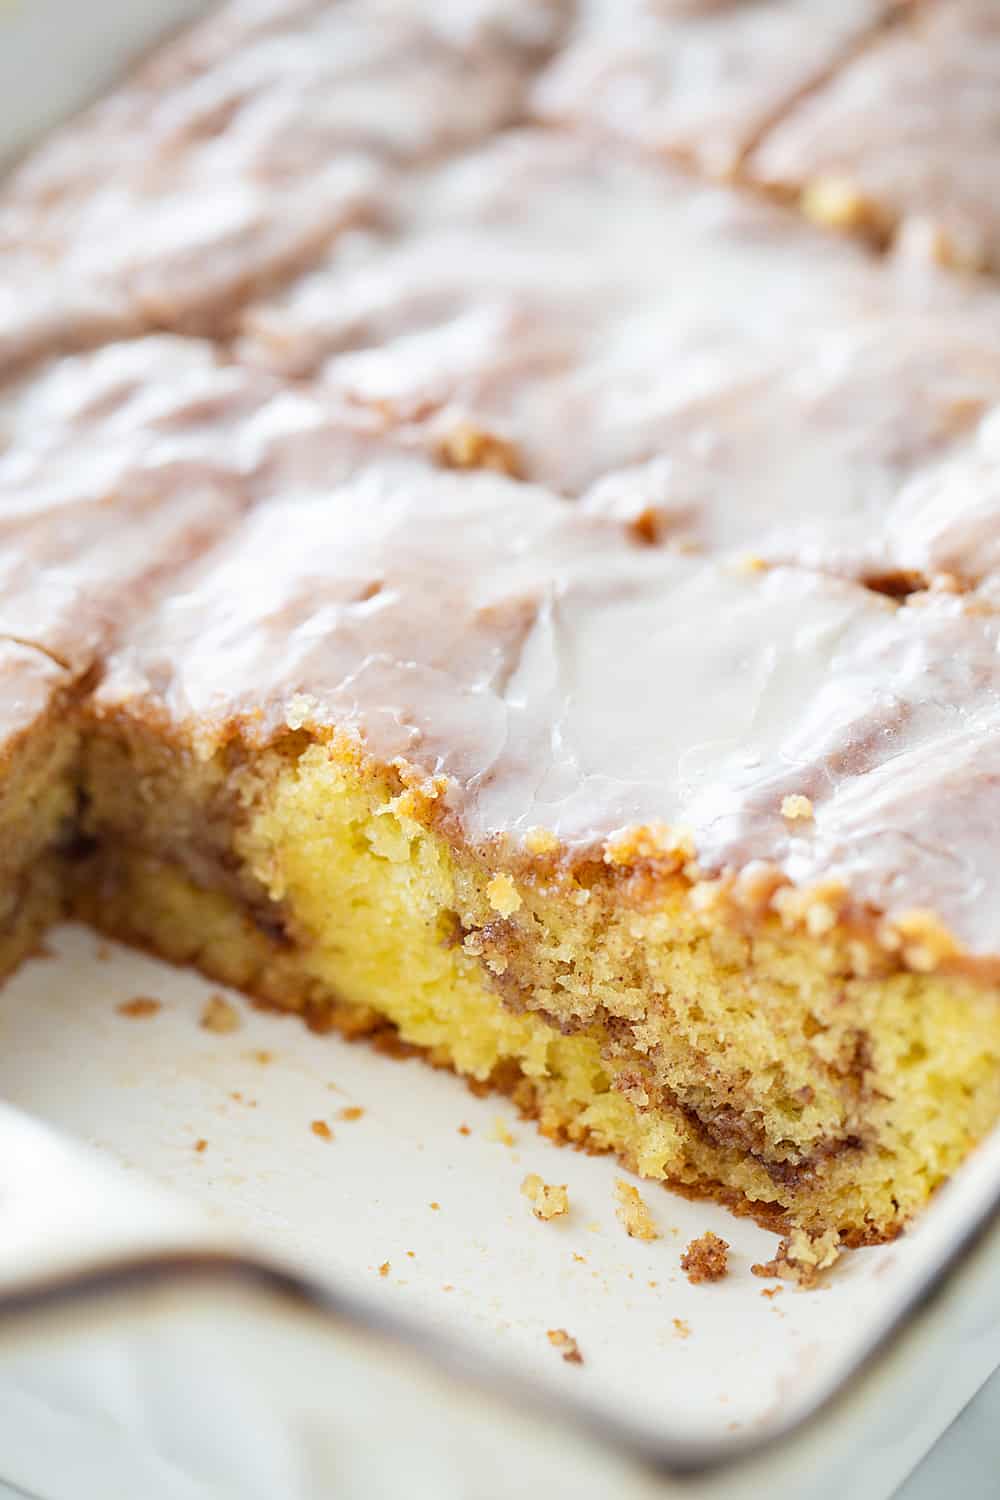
[[68, 712, 1000, 1250], [0, 651, 80, 976]]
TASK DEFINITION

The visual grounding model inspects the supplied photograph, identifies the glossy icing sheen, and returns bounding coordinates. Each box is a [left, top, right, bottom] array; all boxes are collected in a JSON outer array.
[[580, 323, 1000, 585], [0, 336, 386, 671], [96, 463, 1000, 958], [0, 0, 541, 372], [531, 0, 892, 175], [242, 130, 1000, 581], [241, 131, 884, 397], [749, 0, 1000, 271]]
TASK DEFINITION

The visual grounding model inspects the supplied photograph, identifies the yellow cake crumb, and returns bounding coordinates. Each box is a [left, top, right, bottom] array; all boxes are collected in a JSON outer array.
[[672, 1318, 690, 1339], [486, 873, 522, 916], [732, 862, 786, 914], [604, 822, 695, 869], [781, 794, 813, 822], [752, 1228, 841, 1287], [773, 879, 847, 936], [524, 826, 559, 855], [521, 1172, 570, 1221], [688, 878, 727, 916], [615, 1179, 660, 1241], [310, 1119, 333, 1141], [200, 993, 240, 1033], [547, 1328, 583, 1364], [890, 909, 960, 973], [438, 422, 521, 477], [284, 693, 320, 731], [801, 175, 881, 235]]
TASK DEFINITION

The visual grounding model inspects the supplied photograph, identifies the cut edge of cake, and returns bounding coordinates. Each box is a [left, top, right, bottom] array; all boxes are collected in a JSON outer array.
[[69, 705, 1000, 1258]]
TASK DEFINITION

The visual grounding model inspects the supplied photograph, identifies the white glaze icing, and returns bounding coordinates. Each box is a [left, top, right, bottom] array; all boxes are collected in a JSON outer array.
[[0, 336, 389, 671], [95, 461, 1000, 956], [240, 133, 901, 479], [0, 0, 535, 371], [749, 0, 1000, 271], [532, 0, 892, 176], [241, 129, 1000, 578]]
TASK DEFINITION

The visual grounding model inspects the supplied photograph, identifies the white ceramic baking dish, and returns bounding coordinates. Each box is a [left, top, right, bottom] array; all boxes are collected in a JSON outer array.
[[0, 927, 998, 1500], [1, 7, 999, 1496]]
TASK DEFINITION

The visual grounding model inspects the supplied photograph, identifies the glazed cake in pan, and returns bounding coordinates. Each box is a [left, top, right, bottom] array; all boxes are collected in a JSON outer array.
[[5, 0, 1000, 1272]]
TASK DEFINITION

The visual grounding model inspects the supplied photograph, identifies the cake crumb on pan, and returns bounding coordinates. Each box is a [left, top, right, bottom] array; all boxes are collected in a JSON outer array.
[[615, 1179, 660, 1241], [680, 1231, 730, 1284], [521, 1172, 570, 1220], [781, 794, 814, 821], [438, 422, 522, 478], [199, 993, 240, 1033], [547, 1328, 583, 1364], [310, 1120, 333, 1141], [752, 1228, 841, 1287], [116, 996, 161, 1018]]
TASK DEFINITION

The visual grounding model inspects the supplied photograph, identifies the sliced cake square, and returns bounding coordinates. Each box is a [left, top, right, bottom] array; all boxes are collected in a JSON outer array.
[[76, 457, 1000, 1250]]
